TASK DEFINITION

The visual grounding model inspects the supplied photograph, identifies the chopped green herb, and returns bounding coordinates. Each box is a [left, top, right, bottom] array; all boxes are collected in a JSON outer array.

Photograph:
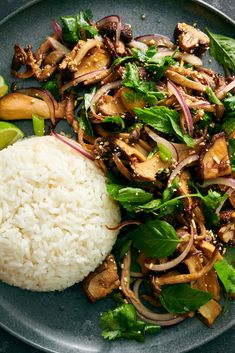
[[32, 114, 45, 136], [206, 86, 222, 105], [214, 259, 235, 297], [42, 79, 60, 101]]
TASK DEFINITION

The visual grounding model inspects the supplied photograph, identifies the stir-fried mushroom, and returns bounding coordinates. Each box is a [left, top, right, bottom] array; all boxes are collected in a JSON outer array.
[[82, 254, 120, 303], [11, 44, 33, 79], [198, 299, 222, 327], [97, 20, 133, 43], [119, 87, 146, 114], [218, 222, 235, 244], [0, 93, 66, 120], [165, 68, 206, 92], [114, 139, 148, 162], [199, 132, 231, 179], [177, 170, 193, 210], [220, 209, 235, 223], [174, 23, 210, 54], [97, 91, 127, 116], [132, 153, 171, 182]]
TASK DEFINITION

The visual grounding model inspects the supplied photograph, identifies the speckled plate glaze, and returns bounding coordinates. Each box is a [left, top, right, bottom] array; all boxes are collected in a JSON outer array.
[[0, 1, 234, 353]]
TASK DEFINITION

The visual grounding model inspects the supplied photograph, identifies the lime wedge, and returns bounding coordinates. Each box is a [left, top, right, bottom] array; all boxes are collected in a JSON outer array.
[[0, 121, 24, 150], [0, 75, 8, 97]]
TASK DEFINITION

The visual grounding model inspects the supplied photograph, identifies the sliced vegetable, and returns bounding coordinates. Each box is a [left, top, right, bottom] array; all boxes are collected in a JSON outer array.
[[32, 114, 45, 136]]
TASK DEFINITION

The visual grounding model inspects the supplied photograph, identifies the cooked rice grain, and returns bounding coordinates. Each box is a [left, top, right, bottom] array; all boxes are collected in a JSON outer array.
[[0, 136, 120, 291]]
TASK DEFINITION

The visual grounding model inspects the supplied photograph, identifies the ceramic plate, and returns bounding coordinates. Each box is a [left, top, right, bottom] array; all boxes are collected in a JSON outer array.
[[0, 1, 234, 352]]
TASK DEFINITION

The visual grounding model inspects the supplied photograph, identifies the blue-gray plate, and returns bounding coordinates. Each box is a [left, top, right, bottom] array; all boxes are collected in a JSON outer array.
[[0, 1, 234, 353]]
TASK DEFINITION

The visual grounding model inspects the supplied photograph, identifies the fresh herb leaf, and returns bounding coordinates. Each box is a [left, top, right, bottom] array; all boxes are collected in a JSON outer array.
[[206, 86, 222, 105], [100, 303, 160, 342], [159, 284, 212, 315], [224, 95, 235, 111], [224, 247, 235, 267], [127, 219, 179, 258], [222, 117, 235, 134], [107, 182, 153, 205], [134, 106, 195, 147], [42, 79, 60, 101], [113, 237, 133, 262], [102, 116, 125, 131], [61, 10, 98, 43], [206, 29, 235, 71], [214, 259, 235, 296], [228, 138, 235, 172], [78, 88, 95, 136]]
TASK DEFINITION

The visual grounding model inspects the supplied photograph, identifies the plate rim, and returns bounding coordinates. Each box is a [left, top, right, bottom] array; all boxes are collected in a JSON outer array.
[[0, 0, 234, 353]]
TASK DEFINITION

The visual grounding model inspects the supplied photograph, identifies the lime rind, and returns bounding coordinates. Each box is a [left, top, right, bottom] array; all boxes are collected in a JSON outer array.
[[0, 121, 24, 150]]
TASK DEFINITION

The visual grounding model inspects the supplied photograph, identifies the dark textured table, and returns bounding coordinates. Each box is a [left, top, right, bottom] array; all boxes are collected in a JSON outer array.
[[0, 1, 234, 353]]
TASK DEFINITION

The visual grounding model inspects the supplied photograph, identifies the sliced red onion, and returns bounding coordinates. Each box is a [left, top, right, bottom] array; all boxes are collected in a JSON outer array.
[[131, 279, 184, 326], [51, 20, 63, 40], [144, 126, 178, 162], [106, 220, 142, 230], [51, 131, 95, 161], [151, 50, 202, 66], [216, 78, 235, 100], [61, 69, 110, 92], [167, 80, 194, 136], [90, 80, 122, 120], [128, 40, 148, 51], [135, 34, 174, 48], [202, 177, 235, 190], [168, 154, 199, 185], [145, 225, 194, 271], [47, 36, 70, 54], [18, 87, 57, 125]]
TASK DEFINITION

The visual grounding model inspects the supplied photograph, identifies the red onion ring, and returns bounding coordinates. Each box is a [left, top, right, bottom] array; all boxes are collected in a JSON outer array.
[[131, 279, 184, 326], [135, 34, 174, 48], [151, 50, 202, 66], [90, 80, 122, 120], [145, 126, 178, 162], [202, 177, 235, 190], [51, 20, 63, 40], [145, 224, 194, 271], [47, 36, 69, 54], [61, 69, 110, 92], [106, 220, 142, 230], [128, 40, 148, 51], [167, 80, 194, 136], [51, 131, 95, 161], [168, 154, 199, 185], [18, 88, 57, 125]]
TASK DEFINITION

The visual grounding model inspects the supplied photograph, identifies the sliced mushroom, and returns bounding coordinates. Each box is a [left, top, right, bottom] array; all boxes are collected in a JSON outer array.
[[198, 299, 222, 327], [73, 46, 111, 78], [97, 91, 126, 116], [115, 139, 148, 162], [82, 254, 120, 303], [59, 39, 102, 72], [177, 170, 193, 210], [0, 93, 65, 120], [197, 240, 223, 261], [184, 253, 207, 292], [199, 133, 231, 179], [11, 44, 34, 79], [174, 23, 209, 54], [220, 209, 235, 223], [131, 153, 171, 182], [97, 21, 133, 43], [165, 69, 206, 92], [119, 87, 146, 114], [218, 222, 235, 244]]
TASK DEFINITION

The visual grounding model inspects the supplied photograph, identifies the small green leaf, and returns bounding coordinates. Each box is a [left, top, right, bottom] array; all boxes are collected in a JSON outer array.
[[228, 138, 235, 172], [159, 284, 212, 314], [42, 79, 60, 101], [214, 259, 235, 296], [206, 29, 235, 71], [127, 219, 179, 258], [102, 116, 125, 131]]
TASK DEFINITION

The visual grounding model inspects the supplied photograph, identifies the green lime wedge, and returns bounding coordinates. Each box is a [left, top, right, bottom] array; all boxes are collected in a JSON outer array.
[[0, 75, 8, 97], [0, 121, 24, 150]]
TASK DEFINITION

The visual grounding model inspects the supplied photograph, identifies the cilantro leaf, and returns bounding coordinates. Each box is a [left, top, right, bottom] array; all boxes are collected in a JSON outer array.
[[127, 219, 179, 258], [228, 138, 235, 172], [134, 106, 195, 147], [214, 259, 235, 296], [159, 284, 212, 315], [100, 303, 160, 342]]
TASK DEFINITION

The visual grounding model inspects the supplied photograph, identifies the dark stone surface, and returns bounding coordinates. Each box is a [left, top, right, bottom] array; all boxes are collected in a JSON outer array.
[[0, 1, 234, 353]]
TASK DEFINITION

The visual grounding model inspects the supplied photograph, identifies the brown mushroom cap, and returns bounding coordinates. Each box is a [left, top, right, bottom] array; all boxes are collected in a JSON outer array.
[[174, 22, 209, 54]]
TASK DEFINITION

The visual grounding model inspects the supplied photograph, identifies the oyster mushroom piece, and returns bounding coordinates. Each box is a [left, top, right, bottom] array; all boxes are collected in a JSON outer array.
[[73, 46, 111, 78], [114, 139, 148, 162], [131, 153, 171, 182], [198, 299, 222, 327], [174, 22, 209, 54], [97, 21, 133, 43], [82, 254, 120, 303], [218, 222, 235, 244], [199, 133, 231, 180], [97, 91, 127, 116]]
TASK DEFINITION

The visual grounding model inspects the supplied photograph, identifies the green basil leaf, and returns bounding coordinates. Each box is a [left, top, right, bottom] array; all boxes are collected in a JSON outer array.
[[159, 284, 212, 314], [224, 247, 235, 267], [228, 138, 235, 172], [61, 16, 78, 43], [107, 183, 153, 204], [42, 79, 60, 101], [102, 116, 125, 131], [214, 259, 235, 296], [206, 29, 235, 71], [127, 219, 179, 258], [222, 117, 235, 134]]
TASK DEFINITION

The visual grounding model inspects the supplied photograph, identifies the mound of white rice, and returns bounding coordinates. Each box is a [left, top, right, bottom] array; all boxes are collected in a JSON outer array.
[[0, 136, 120, 291]]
